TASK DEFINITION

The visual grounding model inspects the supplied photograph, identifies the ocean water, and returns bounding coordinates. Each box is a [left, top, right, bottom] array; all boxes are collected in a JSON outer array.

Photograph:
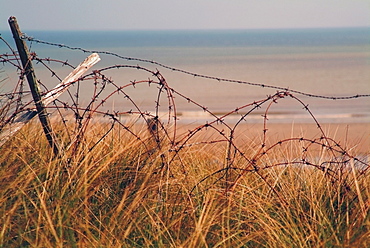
[[1, 28, 369, 123]]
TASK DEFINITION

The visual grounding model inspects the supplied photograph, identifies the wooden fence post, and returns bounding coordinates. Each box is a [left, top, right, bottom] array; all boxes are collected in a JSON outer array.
[[8, 16, 60, 155], [0, 53, 100, 148]]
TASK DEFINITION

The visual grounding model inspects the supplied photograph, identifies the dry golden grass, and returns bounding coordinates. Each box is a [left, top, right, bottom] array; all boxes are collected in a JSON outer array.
[[0, 120, 369, 247]]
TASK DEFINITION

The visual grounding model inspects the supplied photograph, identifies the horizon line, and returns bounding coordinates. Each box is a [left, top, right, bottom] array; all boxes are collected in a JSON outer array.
[[1, 25, 369, 33]]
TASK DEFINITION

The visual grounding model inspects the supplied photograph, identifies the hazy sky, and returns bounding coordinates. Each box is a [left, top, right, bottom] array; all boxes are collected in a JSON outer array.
[[1, 0, 369, 31]]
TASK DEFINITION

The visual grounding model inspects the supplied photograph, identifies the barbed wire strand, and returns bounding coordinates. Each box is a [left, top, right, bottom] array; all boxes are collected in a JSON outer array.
[[20, 34, 370, 100]]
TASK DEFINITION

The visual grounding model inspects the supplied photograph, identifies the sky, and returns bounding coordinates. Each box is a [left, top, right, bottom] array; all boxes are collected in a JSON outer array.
[[1, 0, 370, 31]]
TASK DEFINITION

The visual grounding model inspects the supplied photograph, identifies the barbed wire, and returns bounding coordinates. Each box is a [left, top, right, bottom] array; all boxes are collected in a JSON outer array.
[[0, 34, 369, 198], [21, 34, 370, 100]]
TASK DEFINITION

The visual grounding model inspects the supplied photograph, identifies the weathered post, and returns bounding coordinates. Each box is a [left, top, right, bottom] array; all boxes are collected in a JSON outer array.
[[0, 53, 101, 148], [8, 16, 60, 155]]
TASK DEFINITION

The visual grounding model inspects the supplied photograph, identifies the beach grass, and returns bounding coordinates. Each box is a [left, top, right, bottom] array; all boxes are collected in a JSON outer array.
[[0, 120, 369, 247]]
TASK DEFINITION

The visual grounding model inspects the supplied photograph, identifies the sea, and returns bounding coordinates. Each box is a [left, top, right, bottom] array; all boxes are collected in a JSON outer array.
[[1, 27, 369, 124]]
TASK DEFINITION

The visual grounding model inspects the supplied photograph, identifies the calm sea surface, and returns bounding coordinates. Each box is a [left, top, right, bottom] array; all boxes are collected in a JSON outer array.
[[1, 28, 369, 123]]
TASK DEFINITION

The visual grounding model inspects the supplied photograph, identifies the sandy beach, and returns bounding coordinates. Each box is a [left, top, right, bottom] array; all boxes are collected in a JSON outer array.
[[173, 122, 370, 154], [257, 123, 369, 153]]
